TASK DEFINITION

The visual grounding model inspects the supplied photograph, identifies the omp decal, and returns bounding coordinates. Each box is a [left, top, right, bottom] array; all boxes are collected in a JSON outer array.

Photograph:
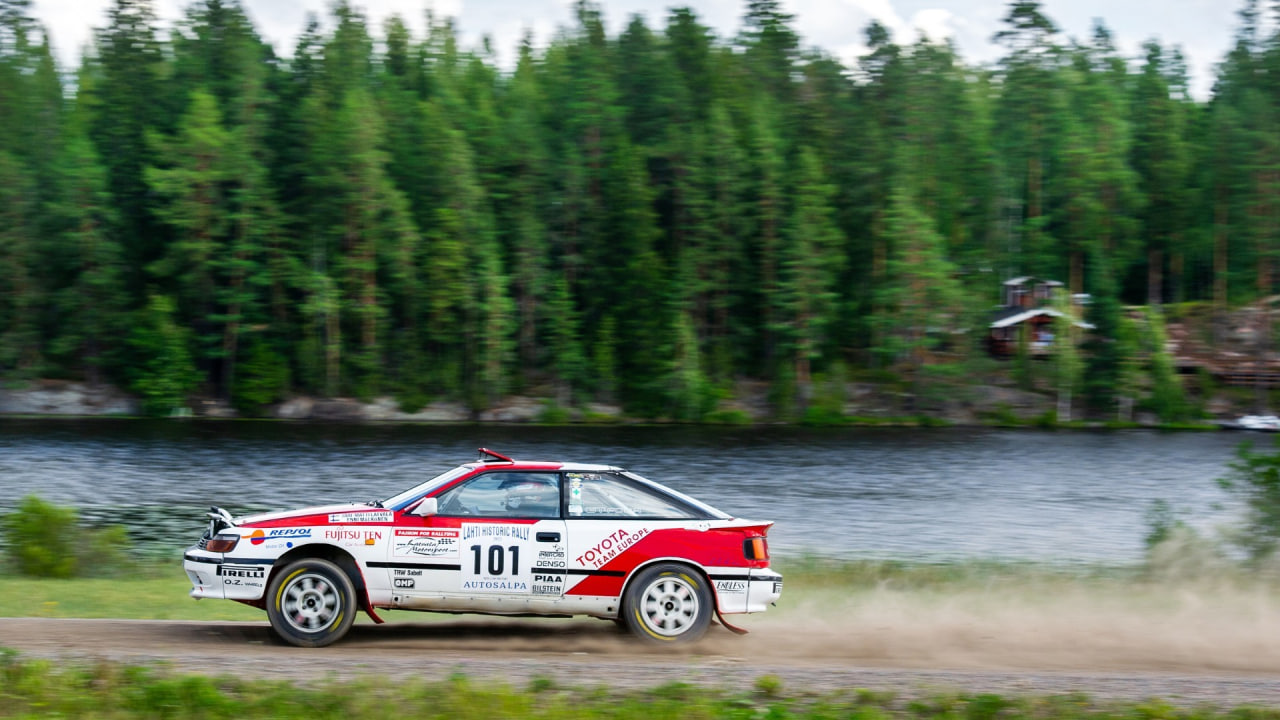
[[394, 578, 416, 588], [328, 510, 393, 523]]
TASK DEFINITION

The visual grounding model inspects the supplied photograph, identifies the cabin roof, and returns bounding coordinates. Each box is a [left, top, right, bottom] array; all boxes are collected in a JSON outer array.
[[990, 307, 1095, 330]]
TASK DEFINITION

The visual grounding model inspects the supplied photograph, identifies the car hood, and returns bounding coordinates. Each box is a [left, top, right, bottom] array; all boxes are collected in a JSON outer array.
[[236, 503, 386, 526]]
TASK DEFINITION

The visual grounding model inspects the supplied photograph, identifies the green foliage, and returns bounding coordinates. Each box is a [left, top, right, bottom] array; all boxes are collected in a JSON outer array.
[[127, 295, 200, 416], [1218, 438, 1280, 562], [1, 0, 1279, 423], [231, 341, 291, 416], [0, 495, 130, 578], [1142, 309, 1192, 423], [1143, 499, 1185, 551]]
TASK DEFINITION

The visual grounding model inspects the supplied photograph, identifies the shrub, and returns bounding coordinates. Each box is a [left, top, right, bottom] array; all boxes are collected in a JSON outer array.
[[1, 496, 131, 578], [1218, 438, 1280, 563], [1, 496, 80, 578]]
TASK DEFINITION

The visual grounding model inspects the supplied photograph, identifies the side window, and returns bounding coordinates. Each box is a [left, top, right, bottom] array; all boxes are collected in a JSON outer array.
[[566, 473, 701, 519], [435, 472, 561, 519]]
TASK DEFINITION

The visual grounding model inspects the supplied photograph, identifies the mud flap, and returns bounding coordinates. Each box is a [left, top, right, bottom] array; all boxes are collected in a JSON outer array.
[[715, 607, 749, 635]]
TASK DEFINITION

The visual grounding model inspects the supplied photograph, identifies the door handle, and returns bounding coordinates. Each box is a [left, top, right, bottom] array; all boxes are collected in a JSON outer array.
[[536, 532, 561, 543]]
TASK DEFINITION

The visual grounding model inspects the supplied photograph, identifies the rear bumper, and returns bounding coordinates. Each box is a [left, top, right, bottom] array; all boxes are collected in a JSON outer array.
[[747, 568, 782, 612]]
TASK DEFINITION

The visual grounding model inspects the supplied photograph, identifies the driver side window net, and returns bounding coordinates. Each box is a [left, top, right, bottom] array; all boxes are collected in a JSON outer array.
[[436, 472, 561, 519], [567, 473, 701, 518]]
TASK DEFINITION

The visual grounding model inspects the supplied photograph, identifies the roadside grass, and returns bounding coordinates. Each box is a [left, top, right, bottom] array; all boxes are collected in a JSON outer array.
[[1, 652, 1277, 719], [0, 555, 1264, 622], [0, 572, 264, 621]]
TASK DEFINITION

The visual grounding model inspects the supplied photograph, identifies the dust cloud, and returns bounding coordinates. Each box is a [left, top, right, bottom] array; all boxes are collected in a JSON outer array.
[[720, 576, 1280, 674]]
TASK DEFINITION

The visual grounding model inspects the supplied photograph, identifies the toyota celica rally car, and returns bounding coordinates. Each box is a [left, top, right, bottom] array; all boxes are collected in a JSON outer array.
[[184, 448, 783, 647]]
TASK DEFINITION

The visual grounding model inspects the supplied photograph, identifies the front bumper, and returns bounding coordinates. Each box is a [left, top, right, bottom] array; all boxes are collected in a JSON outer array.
[[184, 547, 224, 599], [747, 568, 783, 612], [184, 546, 271, 601]]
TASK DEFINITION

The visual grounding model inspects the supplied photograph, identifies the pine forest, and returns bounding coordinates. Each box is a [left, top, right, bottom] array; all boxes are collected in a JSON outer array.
[[0, 0, 1278, 422]]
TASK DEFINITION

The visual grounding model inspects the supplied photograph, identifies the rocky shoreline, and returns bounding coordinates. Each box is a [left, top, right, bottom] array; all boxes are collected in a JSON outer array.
[[0, 377, 1229, 426]]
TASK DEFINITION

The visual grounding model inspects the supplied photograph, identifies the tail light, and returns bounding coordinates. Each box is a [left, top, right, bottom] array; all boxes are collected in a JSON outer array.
[[743, 536, 768, 560], [205, 533, 239, 553]]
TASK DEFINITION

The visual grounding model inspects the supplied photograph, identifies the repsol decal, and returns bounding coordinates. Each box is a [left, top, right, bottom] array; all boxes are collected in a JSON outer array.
[[245, 527, 311, 545]]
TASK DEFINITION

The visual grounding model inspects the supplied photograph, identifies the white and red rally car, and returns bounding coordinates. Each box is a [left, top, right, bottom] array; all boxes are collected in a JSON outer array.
[[184, 448, 782, 647]]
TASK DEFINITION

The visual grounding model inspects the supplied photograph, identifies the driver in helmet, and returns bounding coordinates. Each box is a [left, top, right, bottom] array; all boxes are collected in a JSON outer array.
[[502, 477, 558, 517]]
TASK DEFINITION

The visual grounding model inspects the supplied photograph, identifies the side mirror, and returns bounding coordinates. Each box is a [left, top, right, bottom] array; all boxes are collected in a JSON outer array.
[[408, 497, 438, 517]]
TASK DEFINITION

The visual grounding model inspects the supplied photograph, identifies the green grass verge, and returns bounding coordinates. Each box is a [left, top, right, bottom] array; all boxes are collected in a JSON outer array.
[[1, 652, 1276, 719], [0, 557, 1237, 621], [0, 573, 264, 621]]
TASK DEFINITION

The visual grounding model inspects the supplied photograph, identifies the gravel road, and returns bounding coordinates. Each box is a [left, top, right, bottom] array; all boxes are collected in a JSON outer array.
[[4, 616, 1280, 707]]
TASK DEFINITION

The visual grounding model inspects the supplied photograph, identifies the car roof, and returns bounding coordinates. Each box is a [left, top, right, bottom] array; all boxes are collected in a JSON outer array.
[[463, 460, 621, 473]]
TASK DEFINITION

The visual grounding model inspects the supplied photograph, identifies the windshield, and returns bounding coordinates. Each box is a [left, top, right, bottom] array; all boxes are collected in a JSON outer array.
[[382, 465, 472, 510]]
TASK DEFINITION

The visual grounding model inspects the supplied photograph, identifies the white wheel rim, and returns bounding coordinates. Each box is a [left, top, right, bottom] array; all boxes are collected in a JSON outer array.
[[639, 575, 699, 637], [281, 572, 340, 633]]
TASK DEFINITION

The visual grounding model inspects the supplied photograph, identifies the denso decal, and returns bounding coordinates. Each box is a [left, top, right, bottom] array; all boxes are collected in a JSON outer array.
[[329, 510, 393, 523], [576, 527, 649, 568], [245, 528, 311, 545]]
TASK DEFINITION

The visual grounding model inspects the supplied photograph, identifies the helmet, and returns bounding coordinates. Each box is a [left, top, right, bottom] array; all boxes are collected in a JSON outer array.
[[503, 478, 556, 512]]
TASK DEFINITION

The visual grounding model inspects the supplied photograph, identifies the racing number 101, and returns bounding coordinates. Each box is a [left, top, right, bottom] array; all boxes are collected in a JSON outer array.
[[470, 544, 519, 576]]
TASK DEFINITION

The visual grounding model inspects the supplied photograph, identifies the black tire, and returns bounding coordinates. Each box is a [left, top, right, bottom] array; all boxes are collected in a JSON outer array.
[[265, 558, 357, 648], [621, 563, 713, 645]]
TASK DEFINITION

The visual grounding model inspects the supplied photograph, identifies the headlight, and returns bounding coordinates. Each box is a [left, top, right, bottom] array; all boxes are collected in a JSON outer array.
[[204, 533, 239, 553]]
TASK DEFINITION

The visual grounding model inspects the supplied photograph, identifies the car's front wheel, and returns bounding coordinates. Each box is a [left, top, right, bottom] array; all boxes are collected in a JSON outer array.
[[622, 563, 712, 644], [266, 558, 357, 648]]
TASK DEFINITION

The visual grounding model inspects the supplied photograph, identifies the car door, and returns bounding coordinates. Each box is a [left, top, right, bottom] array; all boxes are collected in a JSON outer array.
[[387, 471, 567, 601]]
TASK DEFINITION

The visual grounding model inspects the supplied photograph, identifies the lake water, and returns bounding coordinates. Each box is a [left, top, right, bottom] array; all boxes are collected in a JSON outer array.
[[0, 420, 1258, 563]]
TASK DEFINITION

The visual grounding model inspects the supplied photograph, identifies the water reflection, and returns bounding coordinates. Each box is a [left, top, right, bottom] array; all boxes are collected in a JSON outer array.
[[0, 420, 1248, 563]]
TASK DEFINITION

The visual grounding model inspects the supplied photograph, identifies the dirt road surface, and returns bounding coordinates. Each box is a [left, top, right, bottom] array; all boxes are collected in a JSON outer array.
[[4, 613, 1280, 706]]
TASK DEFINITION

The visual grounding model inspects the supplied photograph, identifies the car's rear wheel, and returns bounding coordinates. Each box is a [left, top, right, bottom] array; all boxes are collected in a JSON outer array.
[[266, 558, 357, 648], [622, 563, 712, 644]]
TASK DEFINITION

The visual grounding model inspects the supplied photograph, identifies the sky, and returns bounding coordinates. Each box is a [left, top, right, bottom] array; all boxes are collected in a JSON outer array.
[[30, 0, 1246, 100]]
